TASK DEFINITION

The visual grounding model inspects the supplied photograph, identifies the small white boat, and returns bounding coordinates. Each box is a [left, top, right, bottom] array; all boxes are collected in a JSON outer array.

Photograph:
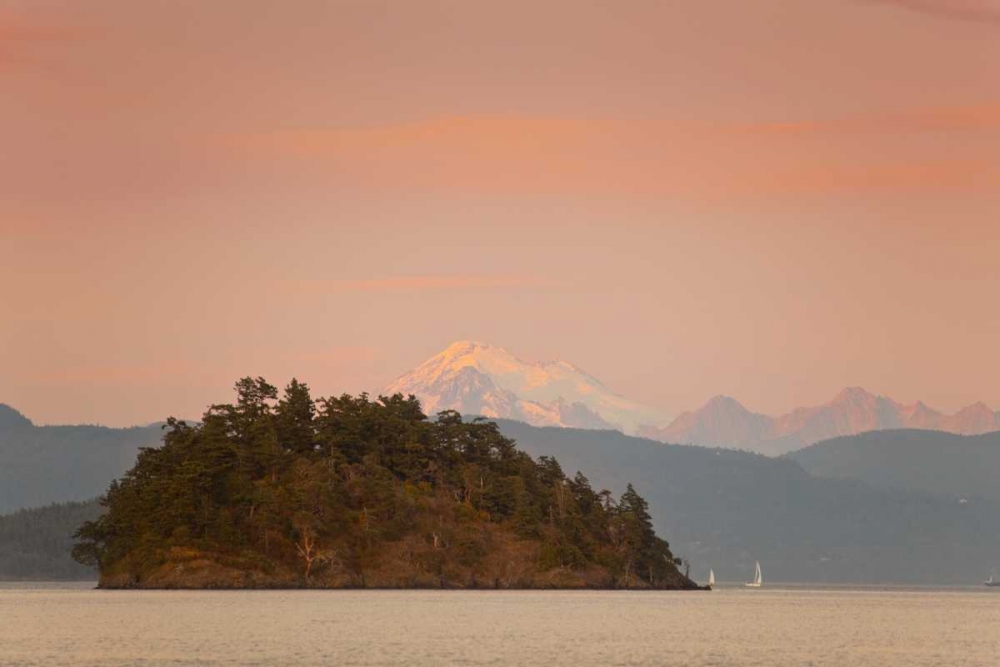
[[745, 561, 763, 588], [707, 569, 716, 589], [986, 573, 1000, 587]]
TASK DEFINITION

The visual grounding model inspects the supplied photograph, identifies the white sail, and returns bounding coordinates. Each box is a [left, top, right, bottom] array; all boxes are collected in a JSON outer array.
[[708, 569, 715, 587], [746, 560, 763, 587]]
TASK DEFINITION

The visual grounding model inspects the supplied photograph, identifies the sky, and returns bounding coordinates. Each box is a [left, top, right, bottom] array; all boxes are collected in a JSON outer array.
[[1, 0, 999, 426]]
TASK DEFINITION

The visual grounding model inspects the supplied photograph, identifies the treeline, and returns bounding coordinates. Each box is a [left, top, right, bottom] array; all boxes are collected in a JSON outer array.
[[73, 378, 692, 589], [0, 500, 102, 580]]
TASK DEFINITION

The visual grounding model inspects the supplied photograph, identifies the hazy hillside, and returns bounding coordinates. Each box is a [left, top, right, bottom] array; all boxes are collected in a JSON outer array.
[[0, 500, 101, 580], [0, 405, 164, 514], [787, 430, 1000, 504], [495, 420, 1000, 585]]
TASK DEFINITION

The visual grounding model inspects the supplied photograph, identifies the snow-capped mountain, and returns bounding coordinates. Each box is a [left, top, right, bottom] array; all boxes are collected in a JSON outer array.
[[382, 341, 674, 435], [384, 343, 1000, 455], [644, 387, 1000, 455]]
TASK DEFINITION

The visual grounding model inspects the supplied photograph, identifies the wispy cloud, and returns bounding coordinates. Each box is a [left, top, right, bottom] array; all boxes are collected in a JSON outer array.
[[32, 360, 207, 388], [225, 105, 1000, 154], [219, 108, 1000, 198], [863, 0, 1000, 26], [0, 10, 92, 71], [288, 347, 380, 365], [728, 104, 1000, 135], [284, 275, 547, 295]]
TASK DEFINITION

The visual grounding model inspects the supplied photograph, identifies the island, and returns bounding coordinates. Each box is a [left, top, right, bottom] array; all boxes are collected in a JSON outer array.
[[73, 378, 700, 590]]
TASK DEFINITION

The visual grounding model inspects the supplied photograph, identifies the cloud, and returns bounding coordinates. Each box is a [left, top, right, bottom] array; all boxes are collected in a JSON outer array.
[[224, 105, 1000, 156], [727, 104, 1000, 135], [288, 347, 379, 365], [0, 10, 91, 71], [31, 360, 207, 388], [219, 109, 1000, 198], [864, 0, 1000, 26], [284, 275, 547, 295]]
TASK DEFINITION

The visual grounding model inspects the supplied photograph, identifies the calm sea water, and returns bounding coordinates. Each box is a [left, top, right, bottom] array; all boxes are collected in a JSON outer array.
[[2, 583, 998, 666]]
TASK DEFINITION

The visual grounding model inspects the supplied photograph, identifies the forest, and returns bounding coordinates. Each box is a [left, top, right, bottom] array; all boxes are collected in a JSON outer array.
[[0, 500, 102, 580], [73, 378, 697, 589]]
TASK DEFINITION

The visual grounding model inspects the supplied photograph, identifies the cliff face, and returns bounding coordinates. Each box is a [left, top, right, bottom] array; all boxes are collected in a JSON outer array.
[[79, 379, 699, 591]]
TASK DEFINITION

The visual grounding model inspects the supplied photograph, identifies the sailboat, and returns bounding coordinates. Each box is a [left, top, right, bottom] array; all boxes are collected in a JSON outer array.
[[986, 573, 1000, 587], [745, 561, 763, 588], [707, 569, 716, 589]]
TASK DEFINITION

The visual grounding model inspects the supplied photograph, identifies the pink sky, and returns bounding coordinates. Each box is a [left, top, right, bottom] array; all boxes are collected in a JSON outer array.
[[2, 0, 999, 425]]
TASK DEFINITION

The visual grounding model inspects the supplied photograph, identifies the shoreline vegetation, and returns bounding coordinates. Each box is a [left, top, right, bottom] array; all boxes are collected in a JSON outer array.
[[73, 378, 701, 590], [0, 501, 102, 581]]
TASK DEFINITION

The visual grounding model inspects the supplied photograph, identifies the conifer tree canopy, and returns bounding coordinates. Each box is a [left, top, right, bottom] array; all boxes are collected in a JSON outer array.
[[74, 378, 698, 589]]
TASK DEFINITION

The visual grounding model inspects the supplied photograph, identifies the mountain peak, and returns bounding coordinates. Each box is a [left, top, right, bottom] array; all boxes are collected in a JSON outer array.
[[957, 401, 992, 414], [940, 401, 1000, 435], [831, 386, 877, 403], [703, 395, 751, 412], [384, 341, 673, 435], [648, 394, 769, 447], [440, 340, 494, 356]]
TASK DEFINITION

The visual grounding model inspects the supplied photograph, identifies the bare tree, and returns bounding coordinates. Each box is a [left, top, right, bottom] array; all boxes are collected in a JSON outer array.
[[295, 524, 320, 581], [293, 514, 329, 582]]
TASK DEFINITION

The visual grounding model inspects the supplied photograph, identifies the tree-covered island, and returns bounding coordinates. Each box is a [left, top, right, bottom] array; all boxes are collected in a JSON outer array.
[[73, 378, 700, 589]]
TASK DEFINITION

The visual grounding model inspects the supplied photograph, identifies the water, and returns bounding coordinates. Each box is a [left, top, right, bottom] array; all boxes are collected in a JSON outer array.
[[2, 583, 999, 666]]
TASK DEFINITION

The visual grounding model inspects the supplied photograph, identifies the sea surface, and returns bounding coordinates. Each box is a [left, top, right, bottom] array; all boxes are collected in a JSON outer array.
[[2, 582, 999, 666]]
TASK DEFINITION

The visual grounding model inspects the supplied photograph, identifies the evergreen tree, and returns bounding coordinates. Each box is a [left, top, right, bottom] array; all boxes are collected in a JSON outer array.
[[73, 380, 692, 589]]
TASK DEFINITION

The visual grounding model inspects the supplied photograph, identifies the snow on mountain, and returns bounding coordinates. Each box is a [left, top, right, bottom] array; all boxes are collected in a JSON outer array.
[[645, 387, 1000, 455], [384, 343, 1000, 454], [382, 341, 673, 434]]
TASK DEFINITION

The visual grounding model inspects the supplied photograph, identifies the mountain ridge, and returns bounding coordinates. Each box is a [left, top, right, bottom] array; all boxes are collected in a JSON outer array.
[[0, 405, 164, 514], [383, 343, 999, 454], [0, 404, 33, 430], [643, 387, 1000, 455], [787, 429, 1000, 505]]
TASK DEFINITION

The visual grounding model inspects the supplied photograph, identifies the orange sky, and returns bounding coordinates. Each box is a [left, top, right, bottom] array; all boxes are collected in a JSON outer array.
[[2, 0, 998, 425]]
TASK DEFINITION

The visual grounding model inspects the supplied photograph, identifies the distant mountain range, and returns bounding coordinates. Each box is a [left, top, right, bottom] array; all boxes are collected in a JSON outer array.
[[383, 340, 674, 436], [645, 388, 1000, 455], [385, 342, 1000, 454]]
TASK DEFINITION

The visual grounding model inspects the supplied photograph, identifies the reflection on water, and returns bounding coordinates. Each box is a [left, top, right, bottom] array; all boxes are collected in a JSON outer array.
[[1, 584, 998, 666]]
